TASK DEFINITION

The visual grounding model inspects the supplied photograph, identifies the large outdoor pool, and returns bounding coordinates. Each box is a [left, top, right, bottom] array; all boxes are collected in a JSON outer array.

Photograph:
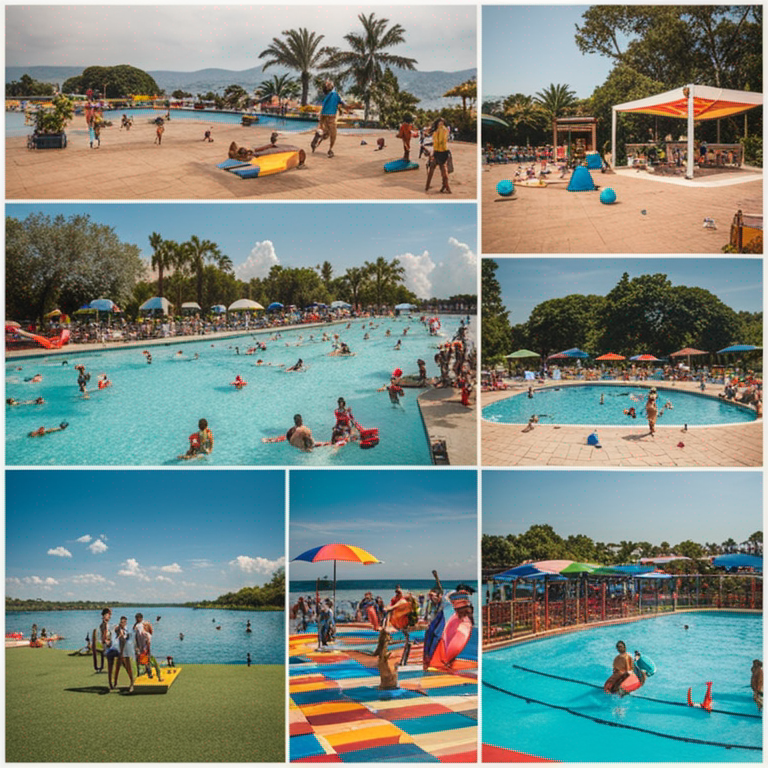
[[483, 611, 762, 762], [7, 316, 464, 465], [6, 605, 283, 665], [5, 108, 317, 137], [482, 384, 757, 426]]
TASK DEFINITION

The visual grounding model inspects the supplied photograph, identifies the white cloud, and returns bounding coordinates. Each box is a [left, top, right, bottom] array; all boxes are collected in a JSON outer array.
[[156, 575, 173, 583], [189, 559, 213, 569], [88, 539, 108, 554], [6, 577, 22, 587], [234, 241, 279, 281], [160, 563, 182, 573], [118, 558, 150, 582], [397, 238, 476, 299], [229, 555, 285, 575], [25, 576, 59, 586], [47, 546, 72, 558], [76, 534, 92, 543], [71, 573, 115, 586], [399, 250, 436, 298]]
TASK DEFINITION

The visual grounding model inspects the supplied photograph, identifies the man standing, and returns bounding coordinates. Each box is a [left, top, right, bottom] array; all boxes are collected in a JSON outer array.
[[311, 81, 348, 159]]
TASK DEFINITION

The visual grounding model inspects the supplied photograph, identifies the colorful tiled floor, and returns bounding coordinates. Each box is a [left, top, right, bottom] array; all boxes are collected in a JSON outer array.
[[290, 627, 477, 762]]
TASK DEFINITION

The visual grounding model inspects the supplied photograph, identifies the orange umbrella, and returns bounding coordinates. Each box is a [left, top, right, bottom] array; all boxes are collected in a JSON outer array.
[[595, 353, 626, 361]]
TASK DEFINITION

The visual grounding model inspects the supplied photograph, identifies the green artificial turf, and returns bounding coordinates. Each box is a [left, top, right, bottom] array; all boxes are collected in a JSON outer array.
[[6, 649, 284, 762]]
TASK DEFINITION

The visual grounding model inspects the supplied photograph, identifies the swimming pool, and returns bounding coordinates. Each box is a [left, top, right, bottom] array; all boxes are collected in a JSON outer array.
[[482, 384, 757, 426], [6, 316, 464, 465], [483, 611, 762, 762], [5, 606, 283, 665]]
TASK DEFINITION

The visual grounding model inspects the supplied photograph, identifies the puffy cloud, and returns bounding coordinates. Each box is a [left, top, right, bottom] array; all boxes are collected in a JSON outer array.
[[160, 563, 182, 573], [6, 577, 22, 587], [189, 559, 212, 568], [234, 241, 279, 281], [156, 575, 173, 583], [118, 558, 150, 581], [71, 573, 115, 586], [76, 534, 92, 543], [399, 250, 436, 298], [48, 546, 72, 558], [88, 539, 108, 554], [397, 238, 477, 299], [25, 576, 59, 586], [229, 555, 285, 575]]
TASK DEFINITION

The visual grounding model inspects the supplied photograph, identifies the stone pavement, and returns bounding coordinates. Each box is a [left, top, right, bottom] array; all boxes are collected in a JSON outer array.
[[482, 163, 763, 253], [7, 117, 476, 200], [481, 381, 762, 467]]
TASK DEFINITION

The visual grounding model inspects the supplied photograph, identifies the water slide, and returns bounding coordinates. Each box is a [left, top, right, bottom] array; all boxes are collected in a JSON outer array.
[[6, 326, 70, 349]]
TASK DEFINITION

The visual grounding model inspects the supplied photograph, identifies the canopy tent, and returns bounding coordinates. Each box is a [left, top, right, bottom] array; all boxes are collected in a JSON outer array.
[[395, 303, 416, 310], [267, 302, 284, 311], [630, 354, 660, 362], [139, 297, 172, 314], [548, 347, 589, 360], [712, 553, 762, 572], [211, 304, 227, 314], [331, 301, 351, 309], [612, 84, 763, 179], [181, 301, 202, 310], [228, 299, 264, 311], [482, 113, 510, 129], [89, 299, 120, 312], [716, 344, 761, 354], [505, 349, 541, 360], [639, 556, 690, 565], [595, 352, 626, 361]]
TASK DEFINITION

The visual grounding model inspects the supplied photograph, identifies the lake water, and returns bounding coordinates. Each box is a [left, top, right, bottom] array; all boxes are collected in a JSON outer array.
[[6, 316, 466, 465], [5, 606, 283, 664]]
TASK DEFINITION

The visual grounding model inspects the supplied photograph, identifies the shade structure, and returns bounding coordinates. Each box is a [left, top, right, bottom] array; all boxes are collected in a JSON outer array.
[[716, 344, 760, 354], [612, 84, 763, 179], [44, 309, 62, 318], [630, 354, 660, 361], [330, 300, 351, 309], [712, 554, 762, 571], [139, 297, 172, 314], [639, 556, 690, 565], [482, 113, 510, 128], [555, 347, 589, 359], [505, 349, 541, 359], [635, 572, 672, 580], [210, 304, 227, 314], [228, 299, 264, 311], [267, 302, 284, 311], [559, 562, 599, 574], [181, 301, 202, 310], [292, 543, 381, 616], [670, 348, 708, 357], [395, 303, 416, 310], [89, 299, 118, 312], [594, 564, 656, 575], [595, 352, 626, 361]]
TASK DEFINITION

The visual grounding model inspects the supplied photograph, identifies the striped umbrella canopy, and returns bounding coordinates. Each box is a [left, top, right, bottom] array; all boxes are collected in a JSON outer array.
[[292, 543, 381, 611], [595, 353, 626, 361]]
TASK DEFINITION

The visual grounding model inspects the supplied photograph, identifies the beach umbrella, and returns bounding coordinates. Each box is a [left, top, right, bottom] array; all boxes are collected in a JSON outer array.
[[330, 301, 351, 309], [292, 543, 381, 615], [712, 554, 762, 572], [556, 348, 589, 359], [395, 303, 416, 310], [89, 299, 117, 312], [559, 562, 599, 574], [595, 353, 625, 361], [630, 354, 660, 361], [670, 347, 708, 372], [210, 305, 227, 314], [140, 297, 172, 314], [267, 302, 284, 311], [482, 113, 510, 128], [181, 302, 202, 310], [716, 344, 760, 354], [505, 349, 540, 359], [44, 309, 62, 319], [228, 299, 264, 311]]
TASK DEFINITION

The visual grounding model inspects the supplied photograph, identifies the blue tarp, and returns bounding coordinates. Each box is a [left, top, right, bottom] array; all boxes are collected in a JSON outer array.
[[567, 166, 597, 192]]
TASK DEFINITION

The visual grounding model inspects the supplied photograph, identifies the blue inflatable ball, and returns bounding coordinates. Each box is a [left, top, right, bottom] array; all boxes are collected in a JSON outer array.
[[600, 187, 617, 205], [497, 179, 515, 197]]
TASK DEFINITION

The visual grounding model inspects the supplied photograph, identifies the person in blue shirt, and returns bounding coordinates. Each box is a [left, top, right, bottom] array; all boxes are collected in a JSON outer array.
[[311, 80, 349, 158]]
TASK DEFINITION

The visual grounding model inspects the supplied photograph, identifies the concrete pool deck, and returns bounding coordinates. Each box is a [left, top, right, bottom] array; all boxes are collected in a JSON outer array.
[[482, 163, 763, 253], [7, 116, 477, 200], [482, 380, 762, 467]]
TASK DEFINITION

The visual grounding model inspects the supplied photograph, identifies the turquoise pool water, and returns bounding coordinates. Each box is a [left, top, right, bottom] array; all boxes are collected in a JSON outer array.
[[6, 316, 462, 465], [483, 611, 762, 762], [483, 385, 757, 426], [6, 606, 283, 664]]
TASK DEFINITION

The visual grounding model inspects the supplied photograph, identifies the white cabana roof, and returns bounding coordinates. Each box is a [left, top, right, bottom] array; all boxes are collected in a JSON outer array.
[[228, 299, 264, 311], [181, 301, 202, 310], [614, 84, 763, 121], [139, 296, 172, 313]]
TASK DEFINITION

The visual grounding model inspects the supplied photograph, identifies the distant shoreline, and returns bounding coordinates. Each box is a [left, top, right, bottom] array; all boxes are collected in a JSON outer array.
[[6, 603, 283, 612]]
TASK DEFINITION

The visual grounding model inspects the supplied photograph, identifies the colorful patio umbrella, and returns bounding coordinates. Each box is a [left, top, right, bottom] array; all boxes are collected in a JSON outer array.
[[716, 345, 760, 354], [670, 348, 708, 357], [595, 353, 626, 361], [292, 543, 381, 611], [559, 348, 589, 358], [630, 354, 660, 362], [267, 302, 284, 311], [505, 349, 541, 359]]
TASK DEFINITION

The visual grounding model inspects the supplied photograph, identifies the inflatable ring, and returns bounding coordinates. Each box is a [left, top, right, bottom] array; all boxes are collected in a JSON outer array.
[[620, 672, 642, 693]]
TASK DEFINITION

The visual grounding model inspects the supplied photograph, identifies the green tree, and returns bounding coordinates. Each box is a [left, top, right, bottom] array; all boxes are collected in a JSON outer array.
[[526, 294, 606, 358], [444, 77, 477, 115], [534, 83, 577, 121], [6, 74, 56, 97], [259, 28, 329, 107], [481, 259, 513, 367], [223, 84, 249, 110], [255, 74, 300, 110], [503, 94, 548, 146], [363, 256, 406, 309], [183, 236, 231, 310], [171, 90, 193, 100], [675, 540, 706, 560], [62, 65, 160, 99], [148, 232, 175, 298], [323, 13, 418, 125], [369, 68, 420, 128], [340, 266, 368, 309]]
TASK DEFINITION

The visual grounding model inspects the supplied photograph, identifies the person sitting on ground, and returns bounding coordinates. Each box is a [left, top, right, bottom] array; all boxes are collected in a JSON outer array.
[[375, 137, 386, 151], [287, 414, 314, 451], [28, 422, 68, 437], [203, 127, 214, 142], [604, 640, 633, 693], [228, 134, 306, 166], [180, 418, 213, 459]]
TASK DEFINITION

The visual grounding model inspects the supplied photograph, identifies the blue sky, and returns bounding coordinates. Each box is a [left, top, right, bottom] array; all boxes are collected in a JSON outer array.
[[6, 203, 477, 300], [6, 5, 476, 72], [491, 258, 763, 326], [290, 470, 477, 580], [484, 6, 622, 99], [6, 471, 285, 602], [483, 471, 763, 546]]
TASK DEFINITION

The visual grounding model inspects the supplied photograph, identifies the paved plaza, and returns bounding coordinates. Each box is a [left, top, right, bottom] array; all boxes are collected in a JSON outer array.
[[482, 163, 763, 253], [7, 117, 477, 200], [482, 381, 762, 467]]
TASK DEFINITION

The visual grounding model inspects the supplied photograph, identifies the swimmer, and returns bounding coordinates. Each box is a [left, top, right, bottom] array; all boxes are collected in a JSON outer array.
[[25, 374, 43, 383], [286, 358, 304, 372], [287, 414, 314, 451], [246, 620, 252, 633], [29, 421, 69, 437], [664, 400, 673, 410], [97, 374, 112, 389], [363, 333, 370, 340], [394, 339, 402, 350], [623, 407, 637, 418], [687, 681, 713, 711], [527, 386, 533, 399], [378, 378, 404, 406], [232, 375, 247, 389], [7, 397, 45, 406], [600, 393, 605, 405], [331, 397, 354, 443], [521, 414, 539, 432], [604, 641, 633, 694], [179, 418, 214, 460], [76, 365, 91, 398]]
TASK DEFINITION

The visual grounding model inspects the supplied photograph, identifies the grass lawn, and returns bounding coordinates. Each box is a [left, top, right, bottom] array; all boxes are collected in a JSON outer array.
[[6, 649, 284, 761]]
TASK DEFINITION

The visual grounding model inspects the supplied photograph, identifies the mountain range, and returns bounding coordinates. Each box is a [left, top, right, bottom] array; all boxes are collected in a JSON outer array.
[[6, 66, 476, 111]]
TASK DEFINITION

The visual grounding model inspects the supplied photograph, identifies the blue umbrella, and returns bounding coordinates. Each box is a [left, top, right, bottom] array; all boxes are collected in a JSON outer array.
[[267, 302, 284, 311], [560, 347, 589, 358], [712, 554, 762, 571], [89, 299, 117, 312], [716, 344, 760, 354], [210, 305, 227, 314], [395, 303, 416, 310]]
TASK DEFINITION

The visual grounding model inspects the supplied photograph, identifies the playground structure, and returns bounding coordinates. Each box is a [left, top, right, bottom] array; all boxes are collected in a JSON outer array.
[[729, 210, 763, 253], [612, 84, 763, 180], [553, 116, 598, 165]]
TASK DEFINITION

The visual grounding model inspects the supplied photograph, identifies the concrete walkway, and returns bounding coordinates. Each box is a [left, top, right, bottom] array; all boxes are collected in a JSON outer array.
[[7, 117, 476, 200], [481, 381, 762, 467], [482, 163, 763, 253]]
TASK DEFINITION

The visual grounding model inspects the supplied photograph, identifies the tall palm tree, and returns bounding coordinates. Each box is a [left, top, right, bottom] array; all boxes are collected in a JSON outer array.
[[323, 13, 418, 125], [503, 94, 548, 145], [363, 257, 406, 309], [149, 232, 174, 298], [342, 266, 367, 309], [258, 28, 328, 107], [444, 77, 477, 114], [164, 240, 191, 313], [534, 83, 577, 121], [255, 74, 300, 111], [184, 236, 228, 309]]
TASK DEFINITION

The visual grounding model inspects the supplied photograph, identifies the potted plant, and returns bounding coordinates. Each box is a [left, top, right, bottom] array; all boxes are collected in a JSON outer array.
[[32, 95, 74, 149]]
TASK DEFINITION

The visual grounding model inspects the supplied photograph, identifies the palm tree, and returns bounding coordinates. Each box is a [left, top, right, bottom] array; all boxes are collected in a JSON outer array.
[[444, 77, 477, 115], [164, 240, 191, 313], [534, 83, 577, 121], [255, 74, 300, 112], [317, 261, 333, 286], [503, 95, 548, 145], [184, 236, 228, 309], [149, 232, 174, 298], [323, 13, 418, 125], [722, 538, 737, 554], [342, 266, 367, 309], [258, 28, 328, 107], [363, 257, 406, 309]]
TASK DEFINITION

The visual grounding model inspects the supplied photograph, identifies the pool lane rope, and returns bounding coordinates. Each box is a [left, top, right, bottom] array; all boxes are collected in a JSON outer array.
[[512, 664, 761, 719], [482, 681, 761, 752]]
